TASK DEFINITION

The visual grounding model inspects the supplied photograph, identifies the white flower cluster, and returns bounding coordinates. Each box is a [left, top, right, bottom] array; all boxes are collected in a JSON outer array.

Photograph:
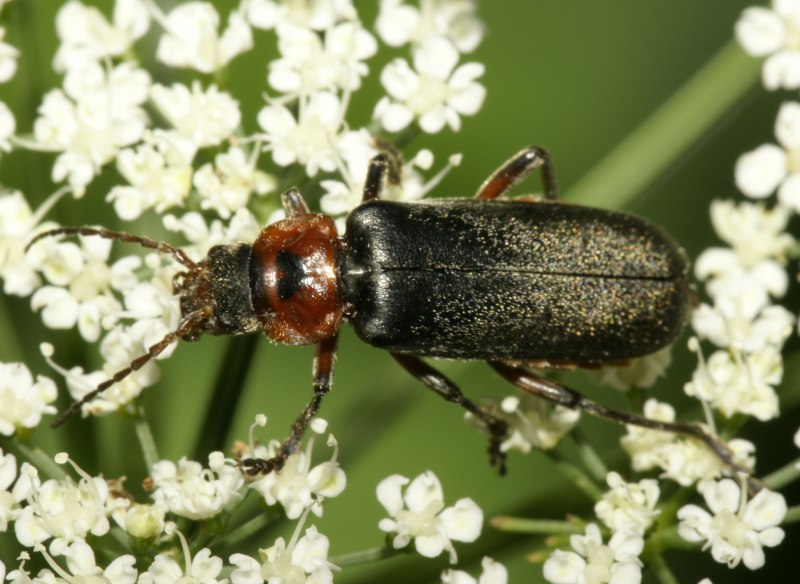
[[0, 433, 494, 581], [470, 393, 580, 454], [737, 0, 800, 90], [678, 477, 786, 571], [543, 472, 658, 584], [0, 0, 488, 429], [543, 522, 645, 584], [540, 7, 798, 580], [0, 1, 501, 579], [377, 470, 484, 564]]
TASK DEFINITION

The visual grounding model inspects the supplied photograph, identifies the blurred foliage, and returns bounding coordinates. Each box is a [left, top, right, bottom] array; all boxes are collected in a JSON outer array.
[[0, 1, 798, 582]]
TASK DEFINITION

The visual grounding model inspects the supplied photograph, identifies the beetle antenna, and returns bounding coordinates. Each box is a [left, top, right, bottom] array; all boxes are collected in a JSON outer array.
[[26, 226, 199, 269], [51, 309, 210, 428]]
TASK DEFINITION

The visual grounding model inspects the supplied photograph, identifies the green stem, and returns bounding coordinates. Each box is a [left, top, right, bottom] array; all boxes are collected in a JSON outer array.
[[565, 41, 760, 208], [649, 526, 699, 552], [330, 545, 404, 567], [549, 449, 603, 500], [133, 406, 160, 470], [490, 516, 581, 534], [783, 504, 800, 525], [763, 457, 800, 491], [647, 549, 680, 584], [571, 429, 609, 483], [213, 511, 279, 553]]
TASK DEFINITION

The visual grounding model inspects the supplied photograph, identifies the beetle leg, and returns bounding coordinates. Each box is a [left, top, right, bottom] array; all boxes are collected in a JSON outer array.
[[361, 153, 390, 203], [392, 353, 509, 474], [489, 362, 763, 493], [281, 187, 311, 217], [475, 146, 558, 201], [241, 333, 339, 476]]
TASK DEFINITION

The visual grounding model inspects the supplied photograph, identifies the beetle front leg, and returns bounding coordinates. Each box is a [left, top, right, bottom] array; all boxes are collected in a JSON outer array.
[[241, 333, 339, 476], [476, 146, 558, 201], [361, 153, 390, 203], [489, 362, 763, 493], [281, 187, 312, 217], [392, 353, 509, 474]]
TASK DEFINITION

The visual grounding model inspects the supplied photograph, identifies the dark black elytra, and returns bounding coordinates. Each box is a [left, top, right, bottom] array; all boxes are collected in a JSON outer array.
[[342, 199, 690, 362], [28, 146, 757, 491]]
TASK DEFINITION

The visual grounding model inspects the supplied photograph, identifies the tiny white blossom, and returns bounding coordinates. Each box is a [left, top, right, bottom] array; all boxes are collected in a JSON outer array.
[[163, 208, 262, 261], [0, 100, 14, 152], [194, 146, 275, 219], [620, 399, 755, 487], [735, 101, 800, 210], [33, 61, 150, 195], [736, 2, 800, 89], [318, 129, 380, 217], [543, 524, 644, 584], [248, 433, 346, 519], [30, 234, 126, 342], [231, 524, 337, 584], [42, 312, 171, 419], [594, 347, 673, 390], [53, 0, 150, 71], [678, 478, 786, 570], [38, 540, 138, 583], [0, 449, 22, 531], [151, 82, 241, 148], [0, 26, 20, 82], [247, 0, 356, 31], [0, 363, 57, 436], [0, 190, 63, 297], [694, 203, 792, 327], [377, 470, 483, 563], [156, 1, 253, 73], [119, 503, 165, 540], [375, 0, 484, 53], [107, 129, 197, 220], [441, 556, 507, 584], [150, 453, 244, 521], [269, 21, 377, 94], [692, 300, 794, 353], [258, 90, 344, 176], [684, 343, 781, 421], [140, 545, 225, 584], [594, 472, 660, 535], [14, 457, 127, 554], [472, 393, 579, 454], [319, 134, 452, 222], [374, 36, 485, 133], [706, 200, 794, 268]]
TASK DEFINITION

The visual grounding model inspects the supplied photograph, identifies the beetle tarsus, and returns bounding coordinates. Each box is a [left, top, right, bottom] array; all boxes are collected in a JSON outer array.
[[391, 353, 510, 473]]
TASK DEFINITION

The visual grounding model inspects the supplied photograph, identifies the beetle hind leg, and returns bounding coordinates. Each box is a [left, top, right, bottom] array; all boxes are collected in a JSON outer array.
[[489, 361, 763, 494], [392, 353, 509, 474]]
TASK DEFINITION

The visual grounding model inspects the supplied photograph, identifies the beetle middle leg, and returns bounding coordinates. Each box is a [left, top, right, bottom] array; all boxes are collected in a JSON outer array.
[[392, 353, 509, 474], [240, 333, 339, 475], [489, 361, 763, 493], [475, 146, 558, 201]]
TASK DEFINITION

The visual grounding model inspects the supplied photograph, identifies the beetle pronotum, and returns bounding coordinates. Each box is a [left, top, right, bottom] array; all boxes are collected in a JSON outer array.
[[28, 146, 756, 490]]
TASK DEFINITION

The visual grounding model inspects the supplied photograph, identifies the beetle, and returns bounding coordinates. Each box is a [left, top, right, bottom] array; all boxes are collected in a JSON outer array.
[[29, 146, 752, 482]]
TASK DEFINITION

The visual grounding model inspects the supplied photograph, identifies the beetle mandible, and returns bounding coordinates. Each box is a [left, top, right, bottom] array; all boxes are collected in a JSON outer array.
[[29, 146, 753, 483]]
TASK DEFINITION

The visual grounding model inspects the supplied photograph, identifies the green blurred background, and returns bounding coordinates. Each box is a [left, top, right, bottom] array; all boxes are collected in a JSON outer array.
[[1, 1, 798, 582]]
